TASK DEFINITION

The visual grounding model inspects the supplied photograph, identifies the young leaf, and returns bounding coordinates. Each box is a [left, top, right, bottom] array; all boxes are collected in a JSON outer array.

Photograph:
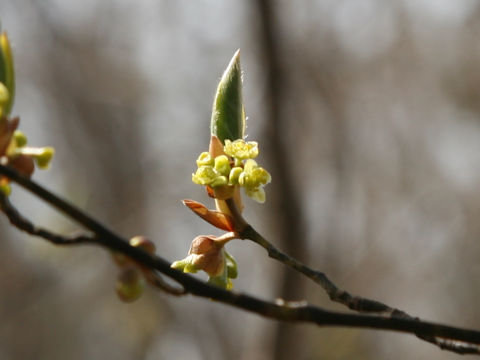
[[0, 32, 15, 116], [210, 49, 245, 143]]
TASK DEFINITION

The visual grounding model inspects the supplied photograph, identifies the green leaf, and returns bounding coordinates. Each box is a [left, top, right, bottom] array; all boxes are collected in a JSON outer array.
[[0, 31, 15, 116], [210, 49, 245, 143]]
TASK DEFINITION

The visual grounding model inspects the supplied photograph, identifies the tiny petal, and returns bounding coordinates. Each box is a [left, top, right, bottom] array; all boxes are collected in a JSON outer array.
[[245, 187, 266, 203], [250, 167, 271, 187], [243, 159, 258, 173]]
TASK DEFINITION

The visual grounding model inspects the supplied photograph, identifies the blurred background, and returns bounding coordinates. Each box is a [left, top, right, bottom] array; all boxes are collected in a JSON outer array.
[[1, 0, 480, 359]]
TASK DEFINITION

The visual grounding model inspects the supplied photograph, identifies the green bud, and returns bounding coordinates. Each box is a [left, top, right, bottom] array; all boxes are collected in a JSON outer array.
[[34, 147, 55, 169], [214, 155, 231, 176], [228, 166, 243, 185], [116, 267, 146, 303], [225, 250, 238, 279], [210, 50, 245, 143], [0, 32, 15, 116], [13, 130, 27, 147]]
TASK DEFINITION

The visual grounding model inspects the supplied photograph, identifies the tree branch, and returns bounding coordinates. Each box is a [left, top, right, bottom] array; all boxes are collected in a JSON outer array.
[[1, 164, 480, 355], [0, 194, 95, 245], [225, 197, 480, 354]]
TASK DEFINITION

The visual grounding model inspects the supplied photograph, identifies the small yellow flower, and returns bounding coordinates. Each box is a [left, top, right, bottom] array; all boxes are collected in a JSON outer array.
[[192, 165, 218, 185], [196, 152, 214, 167], [239, 159, 271, 203], [224, 139, 258, 160]]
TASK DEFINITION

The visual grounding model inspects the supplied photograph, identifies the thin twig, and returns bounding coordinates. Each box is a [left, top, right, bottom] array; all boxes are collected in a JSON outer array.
[[0, 194, 95, 245], [1, 165, 480, 354], [225, 198, 480, 354], [0, 191, 186, 297]]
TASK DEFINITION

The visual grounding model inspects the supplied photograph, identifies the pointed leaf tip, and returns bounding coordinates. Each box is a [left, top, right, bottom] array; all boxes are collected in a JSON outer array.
[[210, 50, 245, 143]]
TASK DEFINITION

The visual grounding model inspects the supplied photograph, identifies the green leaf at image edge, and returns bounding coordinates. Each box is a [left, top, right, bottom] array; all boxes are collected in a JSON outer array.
[[0, 32, 15, 116]]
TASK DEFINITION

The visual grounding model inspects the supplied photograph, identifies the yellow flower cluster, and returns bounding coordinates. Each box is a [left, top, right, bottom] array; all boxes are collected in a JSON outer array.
[[192, 139, 271, 203]]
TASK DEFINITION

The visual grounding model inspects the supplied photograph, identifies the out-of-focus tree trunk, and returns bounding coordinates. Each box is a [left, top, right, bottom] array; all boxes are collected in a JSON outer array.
[[254, 1, 308, 359]]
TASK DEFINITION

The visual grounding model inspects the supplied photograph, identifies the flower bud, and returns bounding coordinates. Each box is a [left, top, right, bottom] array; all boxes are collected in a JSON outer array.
[[225, 250, 238, 279], [13, 130, 27, 147], [172, 235, 225, 277], [34, 147, 54, 169], [196, 152, 214, 167], [129, 235, 156, 254], [214, 155, 231, 176], [228, 166, 243, 185], [115, 267, 146, 303]]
